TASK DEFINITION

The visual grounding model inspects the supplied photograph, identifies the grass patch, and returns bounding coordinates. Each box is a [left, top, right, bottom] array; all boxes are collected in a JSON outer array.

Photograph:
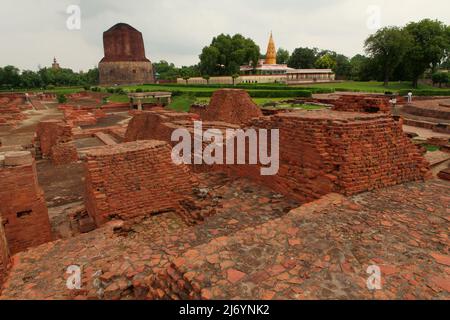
[[295, 81, 438, 93], [423, 144, 440, 152], [168, 95, 197, 112]]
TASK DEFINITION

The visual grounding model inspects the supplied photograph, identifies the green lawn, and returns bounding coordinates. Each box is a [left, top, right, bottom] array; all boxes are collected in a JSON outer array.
[[296, 81, 436, 93], [168, 95, 197, 112], [195, 97, 291, 106]]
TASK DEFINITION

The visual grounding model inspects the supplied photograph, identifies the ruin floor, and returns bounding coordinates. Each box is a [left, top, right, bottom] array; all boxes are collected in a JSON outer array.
[[1, 176, 448, 300]]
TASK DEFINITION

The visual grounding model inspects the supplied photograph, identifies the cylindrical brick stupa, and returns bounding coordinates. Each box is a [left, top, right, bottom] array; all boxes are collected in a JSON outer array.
[[99, 23, 155, 86]]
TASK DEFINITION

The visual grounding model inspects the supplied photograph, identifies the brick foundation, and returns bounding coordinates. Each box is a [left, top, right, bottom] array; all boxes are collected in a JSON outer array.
[[331, 95, 392, 113], [219, 111, 429, 202], [0, 151, 52, 254], [84, 140, 200, 226]]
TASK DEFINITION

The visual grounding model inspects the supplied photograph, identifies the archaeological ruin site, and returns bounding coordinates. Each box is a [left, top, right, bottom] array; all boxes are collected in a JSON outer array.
[[0, 6, 450, 304], [0, 85, 449, 300]]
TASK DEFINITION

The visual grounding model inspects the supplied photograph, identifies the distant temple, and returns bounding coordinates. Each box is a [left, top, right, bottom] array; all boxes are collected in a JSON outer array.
[[240, 32, 293, 76], [52, 57, 60, 70], [179, 33, 335, 85], [98, 23, 155, 86]]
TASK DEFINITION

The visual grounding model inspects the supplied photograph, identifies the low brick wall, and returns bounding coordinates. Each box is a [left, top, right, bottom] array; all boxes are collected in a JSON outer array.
[[84, 140, 199, 226], [0, 152, 52, 254], [36, 120, 79, 165], [331, 95, 392, 113]]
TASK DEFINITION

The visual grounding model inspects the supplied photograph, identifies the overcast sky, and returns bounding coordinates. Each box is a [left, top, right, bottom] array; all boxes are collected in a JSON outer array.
[[1, 0, 450, 71]]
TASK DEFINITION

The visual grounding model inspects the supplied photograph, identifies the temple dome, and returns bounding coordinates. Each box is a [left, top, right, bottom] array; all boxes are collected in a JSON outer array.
[[264, 32, 277, 65]]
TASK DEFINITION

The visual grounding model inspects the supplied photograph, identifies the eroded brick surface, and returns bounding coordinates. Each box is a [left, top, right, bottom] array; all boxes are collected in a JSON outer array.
[[0, 179, 448, 300]]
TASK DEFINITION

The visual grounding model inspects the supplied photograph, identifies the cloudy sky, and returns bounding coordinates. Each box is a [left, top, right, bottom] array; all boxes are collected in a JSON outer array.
[[1, 0, 450, 71]]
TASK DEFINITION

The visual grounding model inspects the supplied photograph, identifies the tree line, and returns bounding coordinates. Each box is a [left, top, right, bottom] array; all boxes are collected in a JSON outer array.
[[2, 18, 449, 89], [156, 18, 450, 87], [0, 66, 99, 90]]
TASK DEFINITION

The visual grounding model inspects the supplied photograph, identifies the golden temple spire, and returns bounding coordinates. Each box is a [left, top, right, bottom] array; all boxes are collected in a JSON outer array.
[[265, 32, 277, 65]]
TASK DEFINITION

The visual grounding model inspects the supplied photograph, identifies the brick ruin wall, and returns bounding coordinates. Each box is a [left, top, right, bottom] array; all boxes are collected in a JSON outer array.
[[0, 94, 29, 127], [127, 111, 428, 201], [190, 89, 263, 125], [124, 108, 430, 203], [0, 217, 9, 291], [402, 104, 450, 120], [84, 140, 200, 226], [330, 95, 392, 113], [216, 111, 429, 202], [0, 152, 52, 255], [125, 109, 200, 143], [35, 120, 78, 165]]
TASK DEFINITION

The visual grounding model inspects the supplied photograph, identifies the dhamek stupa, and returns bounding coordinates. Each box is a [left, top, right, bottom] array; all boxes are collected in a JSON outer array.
[[98, 23, 155, 86]]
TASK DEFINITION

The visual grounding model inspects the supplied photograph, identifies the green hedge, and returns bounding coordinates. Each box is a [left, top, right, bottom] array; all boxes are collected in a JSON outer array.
[[398, 89, 450, 96], [142, 83, 326, 92], [191, 89, 312, 98]]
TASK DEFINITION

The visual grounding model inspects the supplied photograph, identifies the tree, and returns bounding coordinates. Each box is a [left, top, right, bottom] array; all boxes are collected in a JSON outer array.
[[315, 54, 337, 69], [333, 54, 352, 79], [0, 65, 21, 88], [202, 75, 211, 85], [20, 70, 42, 88], [432, 72, 449, 87], [57, 94, 67, 104], [231, 73, 240, 86], [403, 19, 450, 88], [276, 48, 290, 64], [153, 60, 181, 81], [288, 47, 318, 69], [199, 34, 260, 76], [364, 26, 412, 86]]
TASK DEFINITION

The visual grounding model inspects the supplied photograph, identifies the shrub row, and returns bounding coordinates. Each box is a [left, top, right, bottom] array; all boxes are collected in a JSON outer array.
[[398, 89, 450, 96], [191, 90, 312, 98]]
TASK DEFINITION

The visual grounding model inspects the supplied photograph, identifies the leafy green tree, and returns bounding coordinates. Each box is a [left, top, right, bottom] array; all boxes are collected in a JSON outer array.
[[364, 26, 412, 86], [276, 48, 290, 64], [20, 70, 42, 88], [403, 19, 450, 87], [153, 60, 181, 81], [231, 73, 240, 86], [333, 54, 352, 79], [202, 74, 211, 85], [315, 54, 337, 69], [199, 34, 260, 76], [288, 47, 318, 69], [432, 72, 449, 87], [0, 65, 21, 88], [57, 94, 67, 104]]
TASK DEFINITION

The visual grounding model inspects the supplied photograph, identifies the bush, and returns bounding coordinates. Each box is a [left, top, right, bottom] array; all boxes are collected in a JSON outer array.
[[189, 89, 312, 98], [432, 72, 449, 87], [114, 88, 126, 95], [248, 90, 312, 98], [106, 87, 115, 94], [46, 85, 55, 90], [57, 94, 67, 104], [398, 89, 450, 96]]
